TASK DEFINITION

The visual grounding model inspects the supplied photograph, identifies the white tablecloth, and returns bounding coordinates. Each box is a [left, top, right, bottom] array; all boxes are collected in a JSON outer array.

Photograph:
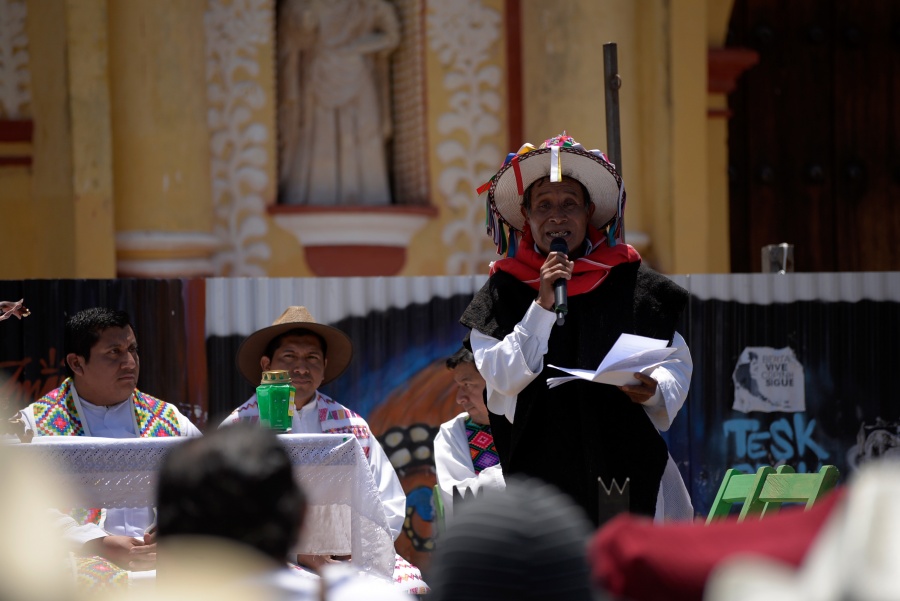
[[5, 434, 395, 579]]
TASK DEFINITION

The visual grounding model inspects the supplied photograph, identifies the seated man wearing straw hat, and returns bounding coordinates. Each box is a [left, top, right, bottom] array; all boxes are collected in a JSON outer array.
[[460, 133, 694, 525], [221, 306, 428, 595]]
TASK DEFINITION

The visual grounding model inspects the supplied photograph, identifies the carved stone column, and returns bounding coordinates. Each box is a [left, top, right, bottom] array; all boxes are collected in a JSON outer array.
[[108, 0, 219, 277], [26, 0, 117, 277]]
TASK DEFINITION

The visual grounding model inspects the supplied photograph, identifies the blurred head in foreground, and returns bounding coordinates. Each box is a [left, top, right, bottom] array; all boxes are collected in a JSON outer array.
[[428, 476, 599, 601], [156, 423, 305, 563], [0, 443, 74, 601]]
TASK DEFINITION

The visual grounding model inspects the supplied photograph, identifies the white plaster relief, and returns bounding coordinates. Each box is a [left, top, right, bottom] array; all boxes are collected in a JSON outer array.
[[0, 0, 31, 118], [205, 0, 274, 276], [427, 0, 503, 275], [389, 0, 430, 205]]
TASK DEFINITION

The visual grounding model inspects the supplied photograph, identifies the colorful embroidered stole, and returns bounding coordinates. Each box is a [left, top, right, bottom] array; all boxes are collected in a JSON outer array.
[[132, 389, 182, 437], [317, 392, 373, 459], [32, 377, 182, 439], [32, 379, 85, 435], [465, 417, 499, 473], [31, 377, 182, 526]]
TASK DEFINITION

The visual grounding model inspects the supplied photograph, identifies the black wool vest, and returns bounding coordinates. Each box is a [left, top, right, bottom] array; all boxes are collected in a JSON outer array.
[[461, 262, 688, 525]]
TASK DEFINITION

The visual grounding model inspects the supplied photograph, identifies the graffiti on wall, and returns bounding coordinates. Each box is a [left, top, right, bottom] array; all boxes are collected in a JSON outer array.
[[723, 413, 830, 474]]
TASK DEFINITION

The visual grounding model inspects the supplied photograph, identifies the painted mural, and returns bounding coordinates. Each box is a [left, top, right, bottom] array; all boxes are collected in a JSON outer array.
[[2, 272, 899, 573]]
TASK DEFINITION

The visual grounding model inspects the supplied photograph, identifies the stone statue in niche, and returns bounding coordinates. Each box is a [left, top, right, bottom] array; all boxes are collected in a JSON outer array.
[[277, 0, 400, 206]]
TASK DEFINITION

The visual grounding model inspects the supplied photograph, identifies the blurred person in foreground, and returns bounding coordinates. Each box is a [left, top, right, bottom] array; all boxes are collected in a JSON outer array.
[[590, 472, 859, 601], [0, 446, 77, 601], [428, 476, 603, 601], [154, 423, 411, 600], [0, 301, 76, 601]]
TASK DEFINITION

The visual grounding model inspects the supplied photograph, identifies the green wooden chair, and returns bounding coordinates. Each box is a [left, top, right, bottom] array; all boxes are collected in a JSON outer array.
[[740, 464, 840, 519], [706, 465, 841, 524], [706, 466, 775, 524]]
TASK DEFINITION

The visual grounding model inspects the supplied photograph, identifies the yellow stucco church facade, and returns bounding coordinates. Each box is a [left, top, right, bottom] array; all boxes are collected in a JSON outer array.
[[0, 0, 739, 280]]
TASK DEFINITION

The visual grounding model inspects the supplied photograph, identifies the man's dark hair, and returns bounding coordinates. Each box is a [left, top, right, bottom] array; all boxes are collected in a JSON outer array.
[[155, 424, 305, 563], [521, 176, 591, 213], [445, 346, 475, 370], [64, 308, 133, 363], [262, 328, 328, 361]]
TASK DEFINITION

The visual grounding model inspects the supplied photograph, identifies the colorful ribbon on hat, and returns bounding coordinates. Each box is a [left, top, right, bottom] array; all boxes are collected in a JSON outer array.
[[478, 143, 540, 255], [476, 143, 536, 196], [549, 145, 561, 183], [477, 132, 627, 256]]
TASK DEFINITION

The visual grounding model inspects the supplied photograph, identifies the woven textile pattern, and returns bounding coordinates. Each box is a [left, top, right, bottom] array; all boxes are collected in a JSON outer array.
[[318, 394, 372, 459], [465, 417, 499, 473], [33, 379, 85, 435], [72, 556, 129, 590], [31, 378, 182, 437], [134, 392, 181, 437]]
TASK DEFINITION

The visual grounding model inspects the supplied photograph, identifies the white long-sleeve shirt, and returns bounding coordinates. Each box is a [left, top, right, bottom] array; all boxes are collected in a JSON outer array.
[[470, 300, 695, 521]]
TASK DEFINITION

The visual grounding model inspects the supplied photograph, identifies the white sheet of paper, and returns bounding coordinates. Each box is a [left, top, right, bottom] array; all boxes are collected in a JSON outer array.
[[546, 333, 677, 388]]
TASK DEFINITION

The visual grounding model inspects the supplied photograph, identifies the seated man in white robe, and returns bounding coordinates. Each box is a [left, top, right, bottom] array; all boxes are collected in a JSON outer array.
[[221, 306, 428, 595], [434, 347, 505, 522], [14, 307, 201, 583]]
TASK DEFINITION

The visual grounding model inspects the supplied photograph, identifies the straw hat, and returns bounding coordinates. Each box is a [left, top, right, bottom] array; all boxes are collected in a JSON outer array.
[[480, 133, 626, 253], [236, 306, 353, 386]]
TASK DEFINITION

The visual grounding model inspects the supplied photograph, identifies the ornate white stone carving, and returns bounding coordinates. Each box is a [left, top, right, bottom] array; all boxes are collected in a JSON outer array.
[[427, 0, 503, 275], [0, 0, 31, 118], [389, 0, 430, 205], [204, 0, 274, 276]]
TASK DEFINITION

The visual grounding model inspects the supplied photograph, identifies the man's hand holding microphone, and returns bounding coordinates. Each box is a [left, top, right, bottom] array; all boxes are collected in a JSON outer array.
[[537, 237, 571, 326]]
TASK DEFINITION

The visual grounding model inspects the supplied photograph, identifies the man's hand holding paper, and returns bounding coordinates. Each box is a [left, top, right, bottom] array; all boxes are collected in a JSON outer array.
[[546, 333, 679, 388]]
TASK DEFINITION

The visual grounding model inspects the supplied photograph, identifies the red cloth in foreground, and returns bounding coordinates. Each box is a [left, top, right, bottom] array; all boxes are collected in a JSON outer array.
[[589, 488, 846, 601]]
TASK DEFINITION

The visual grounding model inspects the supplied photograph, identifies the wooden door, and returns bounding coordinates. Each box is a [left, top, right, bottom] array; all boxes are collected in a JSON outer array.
[[728, 0, 900, 272]]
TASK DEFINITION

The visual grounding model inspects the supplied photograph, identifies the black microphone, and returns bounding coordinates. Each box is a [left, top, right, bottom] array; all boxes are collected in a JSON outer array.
[[550, 237, 568, 326]]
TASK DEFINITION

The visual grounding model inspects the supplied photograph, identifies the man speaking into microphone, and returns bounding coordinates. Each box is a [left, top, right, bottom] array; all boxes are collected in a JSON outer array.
[[460, 133, 694, 525]]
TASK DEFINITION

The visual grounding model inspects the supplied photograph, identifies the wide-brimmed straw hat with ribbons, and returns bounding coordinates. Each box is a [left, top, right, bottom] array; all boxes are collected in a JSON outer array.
[[236, 306, 353, 386], [477, 132, 626, 255]]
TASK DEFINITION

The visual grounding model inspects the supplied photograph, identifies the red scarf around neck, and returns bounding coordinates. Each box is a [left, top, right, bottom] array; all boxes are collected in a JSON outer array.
[[490, 226, 641, 296]]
